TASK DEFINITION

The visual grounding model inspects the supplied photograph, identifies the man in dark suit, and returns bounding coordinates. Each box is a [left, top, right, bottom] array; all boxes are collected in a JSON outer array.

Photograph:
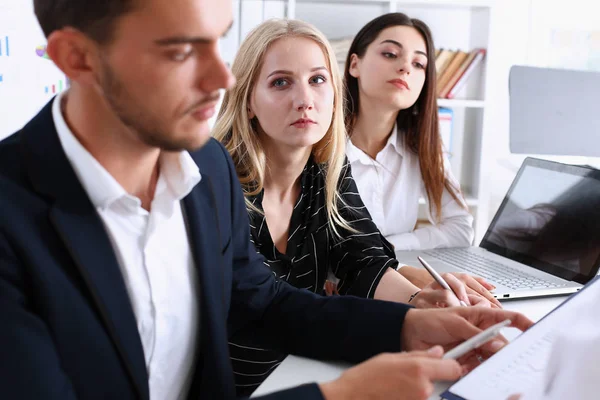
[[0, 0, 532, 399]]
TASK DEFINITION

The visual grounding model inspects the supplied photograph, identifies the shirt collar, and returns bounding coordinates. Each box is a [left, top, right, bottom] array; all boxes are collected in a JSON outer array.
[[157, 151, 202, 202], [52, 91, 201, 211], [387, 124, 404, 156], [347, 124, 404, 166], [53, 91, 128, 209]]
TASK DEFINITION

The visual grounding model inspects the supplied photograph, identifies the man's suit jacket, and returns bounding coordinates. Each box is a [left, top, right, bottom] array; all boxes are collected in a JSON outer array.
[[0, 100, 410, 399]]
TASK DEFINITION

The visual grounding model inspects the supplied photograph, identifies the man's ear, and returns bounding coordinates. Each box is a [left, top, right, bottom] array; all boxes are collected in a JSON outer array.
[[46, 28, 103, 87], [348, 53, 361, 78]]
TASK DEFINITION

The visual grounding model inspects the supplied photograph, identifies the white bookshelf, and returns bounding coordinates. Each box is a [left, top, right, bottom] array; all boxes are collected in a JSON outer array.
[[226, 0, 498, 243]]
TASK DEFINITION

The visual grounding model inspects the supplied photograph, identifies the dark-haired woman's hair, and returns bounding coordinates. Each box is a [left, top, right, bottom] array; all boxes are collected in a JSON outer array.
[[344, 12, 465, 219]]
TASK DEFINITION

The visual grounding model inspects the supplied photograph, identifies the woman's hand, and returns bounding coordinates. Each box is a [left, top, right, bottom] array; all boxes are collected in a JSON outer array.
[[450, 271, 502, 308], [409, 272, 468, 308], [399, 266, 502, 308], [408, 272, 495, 309]]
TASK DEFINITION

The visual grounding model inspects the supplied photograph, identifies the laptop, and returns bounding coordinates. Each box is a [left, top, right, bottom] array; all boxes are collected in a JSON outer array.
[[396, 157, 600, 299]]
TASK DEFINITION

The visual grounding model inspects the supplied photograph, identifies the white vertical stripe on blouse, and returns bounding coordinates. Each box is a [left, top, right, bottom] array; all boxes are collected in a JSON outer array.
[[346, 124, 474, 251]]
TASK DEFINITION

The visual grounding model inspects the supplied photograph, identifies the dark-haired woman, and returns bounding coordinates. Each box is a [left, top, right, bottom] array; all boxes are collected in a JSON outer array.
[[342, 13, 499, 304]]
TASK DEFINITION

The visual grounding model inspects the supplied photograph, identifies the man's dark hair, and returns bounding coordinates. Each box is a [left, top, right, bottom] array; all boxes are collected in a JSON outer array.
[[34, 1, 137, 44]]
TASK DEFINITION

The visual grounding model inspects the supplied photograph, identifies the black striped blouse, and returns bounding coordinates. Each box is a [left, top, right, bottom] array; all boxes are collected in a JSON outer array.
[[229, 157, 399, 396]]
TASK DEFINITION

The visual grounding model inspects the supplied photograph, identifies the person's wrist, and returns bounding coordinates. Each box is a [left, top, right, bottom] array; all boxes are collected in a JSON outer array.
[[408, 290, 421, 303]]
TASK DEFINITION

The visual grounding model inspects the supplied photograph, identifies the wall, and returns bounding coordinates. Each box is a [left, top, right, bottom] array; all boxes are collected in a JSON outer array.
[[0, 0, 69, 140], [485, 0, 600, 224], [481, 0, 532, 223]]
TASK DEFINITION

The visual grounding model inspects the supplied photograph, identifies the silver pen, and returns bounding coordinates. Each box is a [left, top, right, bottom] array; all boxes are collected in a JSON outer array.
[[443, 319, 512, 359], [417, 256, 468, 307]]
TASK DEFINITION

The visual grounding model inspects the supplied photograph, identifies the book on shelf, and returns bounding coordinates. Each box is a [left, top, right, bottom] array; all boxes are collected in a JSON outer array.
[[436, 50, 468, 97], [435, 48, 455, 77], [439, 48, 479, 98], [446, 48, 486, 99], [434, 47, 486, 99]]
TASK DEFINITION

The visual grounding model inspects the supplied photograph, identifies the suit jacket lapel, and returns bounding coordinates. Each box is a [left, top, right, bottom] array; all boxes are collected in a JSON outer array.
[[21, 100, 149, 400], [183, 176, 234, 398], [49, 204, 149, 400], [184, 175, 226, 329]]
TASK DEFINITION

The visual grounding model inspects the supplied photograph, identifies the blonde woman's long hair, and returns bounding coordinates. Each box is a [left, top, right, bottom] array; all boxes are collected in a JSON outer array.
[[213, 18, 354, 238]]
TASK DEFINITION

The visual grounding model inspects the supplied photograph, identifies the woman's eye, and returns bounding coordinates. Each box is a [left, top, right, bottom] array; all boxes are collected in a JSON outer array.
[[310, 75, 326, 84], [383, 52, 397, 59], [414, 62, 426, 69], [272, 78, 289, 88]]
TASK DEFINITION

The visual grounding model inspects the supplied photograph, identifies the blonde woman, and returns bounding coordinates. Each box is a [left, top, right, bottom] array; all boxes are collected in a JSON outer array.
[[213, 19, 486, 395]]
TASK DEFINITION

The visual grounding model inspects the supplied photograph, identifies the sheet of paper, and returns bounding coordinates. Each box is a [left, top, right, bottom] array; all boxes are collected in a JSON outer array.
[[445, 278, 599, 400]]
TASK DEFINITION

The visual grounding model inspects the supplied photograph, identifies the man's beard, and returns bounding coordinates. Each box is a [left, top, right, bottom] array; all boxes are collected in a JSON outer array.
[[99, 61, 200, 152]]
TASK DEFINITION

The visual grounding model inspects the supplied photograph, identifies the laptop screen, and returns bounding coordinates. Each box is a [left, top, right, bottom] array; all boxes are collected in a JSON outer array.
[[481, 158, 600, 284]]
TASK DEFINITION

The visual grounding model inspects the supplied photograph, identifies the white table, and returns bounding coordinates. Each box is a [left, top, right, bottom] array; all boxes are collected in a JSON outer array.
[[252, 296, 566, 398]]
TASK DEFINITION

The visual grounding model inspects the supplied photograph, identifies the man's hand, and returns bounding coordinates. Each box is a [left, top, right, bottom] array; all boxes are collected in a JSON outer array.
[[401, 307, 533, 370], [319, 346, 462, 400]]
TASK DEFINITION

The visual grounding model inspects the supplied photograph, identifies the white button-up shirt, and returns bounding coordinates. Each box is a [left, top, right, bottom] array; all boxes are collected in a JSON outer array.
[[53, 91, 201, 400], [347, 125, 474, 251]]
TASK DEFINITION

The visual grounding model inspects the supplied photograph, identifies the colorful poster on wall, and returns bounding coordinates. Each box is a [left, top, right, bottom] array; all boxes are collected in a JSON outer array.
[[546, 29, 600, 72], [529, 0, 600, 72], [0, 1, 69, 140]]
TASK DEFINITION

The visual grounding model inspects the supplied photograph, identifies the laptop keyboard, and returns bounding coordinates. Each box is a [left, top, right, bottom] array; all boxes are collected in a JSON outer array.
[[423, 248, 566, 290]]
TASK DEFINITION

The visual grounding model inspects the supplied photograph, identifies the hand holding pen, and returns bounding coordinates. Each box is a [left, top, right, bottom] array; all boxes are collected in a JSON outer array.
[[417, 256, 471, 307]]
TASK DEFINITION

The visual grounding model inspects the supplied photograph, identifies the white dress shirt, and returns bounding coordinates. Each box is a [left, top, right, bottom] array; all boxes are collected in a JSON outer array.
[[520, 285, 600, 400], [53, 91, 201, 400], [347, 125, 474, 251]]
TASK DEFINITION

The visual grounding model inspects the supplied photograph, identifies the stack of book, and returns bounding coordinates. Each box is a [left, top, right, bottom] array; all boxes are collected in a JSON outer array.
[[435, 48, 486, 99]]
